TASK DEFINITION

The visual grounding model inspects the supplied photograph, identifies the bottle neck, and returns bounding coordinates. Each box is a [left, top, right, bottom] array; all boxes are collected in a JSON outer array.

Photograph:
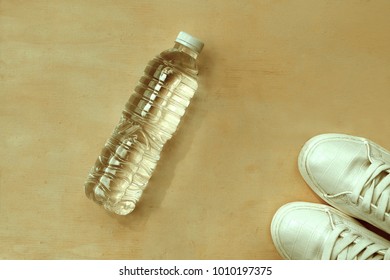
[[174, 43, 199, 59]]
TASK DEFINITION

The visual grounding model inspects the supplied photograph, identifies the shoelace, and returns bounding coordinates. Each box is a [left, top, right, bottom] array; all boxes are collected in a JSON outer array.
[[322, 210, 390, 260], [351, 142, 390, 221], [325, 141, 390, 222]]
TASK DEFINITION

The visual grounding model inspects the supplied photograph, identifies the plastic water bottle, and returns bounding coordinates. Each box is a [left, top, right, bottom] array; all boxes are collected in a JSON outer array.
[[84, 32, 204, 215]]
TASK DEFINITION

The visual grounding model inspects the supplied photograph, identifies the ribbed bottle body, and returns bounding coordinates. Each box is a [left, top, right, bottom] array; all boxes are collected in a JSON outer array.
[[85, 48, 199, 215]]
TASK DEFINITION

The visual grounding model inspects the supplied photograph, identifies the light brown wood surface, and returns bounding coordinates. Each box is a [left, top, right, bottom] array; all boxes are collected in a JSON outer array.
[[1, 0, 390, 259]]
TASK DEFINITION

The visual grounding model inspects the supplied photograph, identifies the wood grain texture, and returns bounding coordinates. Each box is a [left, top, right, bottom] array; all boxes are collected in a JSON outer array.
[[1, 0, 390, 259]]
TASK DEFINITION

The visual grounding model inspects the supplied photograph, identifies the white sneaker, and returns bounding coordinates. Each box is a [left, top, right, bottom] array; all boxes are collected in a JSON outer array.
[[298, 133, 390, 234], [271, 202, 390, 260]]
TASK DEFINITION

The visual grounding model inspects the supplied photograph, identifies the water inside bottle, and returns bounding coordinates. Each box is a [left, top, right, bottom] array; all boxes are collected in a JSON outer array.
[[85, 47, 199, 215]]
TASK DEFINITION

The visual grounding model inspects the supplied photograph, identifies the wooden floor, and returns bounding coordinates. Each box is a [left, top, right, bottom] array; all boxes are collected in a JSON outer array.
[[1, 0, 389, 259]]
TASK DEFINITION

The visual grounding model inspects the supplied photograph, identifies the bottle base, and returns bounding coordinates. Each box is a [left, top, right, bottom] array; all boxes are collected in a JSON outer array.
[[103, 200, 136, 216]]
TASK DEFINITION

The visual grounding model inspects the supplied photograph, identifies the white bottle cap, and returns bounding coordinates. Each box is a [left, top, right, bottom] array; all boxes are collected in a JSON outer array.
[[175, 31, 204, 54]]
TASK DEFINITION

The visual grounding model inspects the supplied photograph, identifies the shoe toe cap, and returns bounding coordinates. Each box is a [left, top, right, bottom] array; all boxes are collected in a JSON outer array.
[[271, 202, 331, 260], [299, 134, 368, 195]]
